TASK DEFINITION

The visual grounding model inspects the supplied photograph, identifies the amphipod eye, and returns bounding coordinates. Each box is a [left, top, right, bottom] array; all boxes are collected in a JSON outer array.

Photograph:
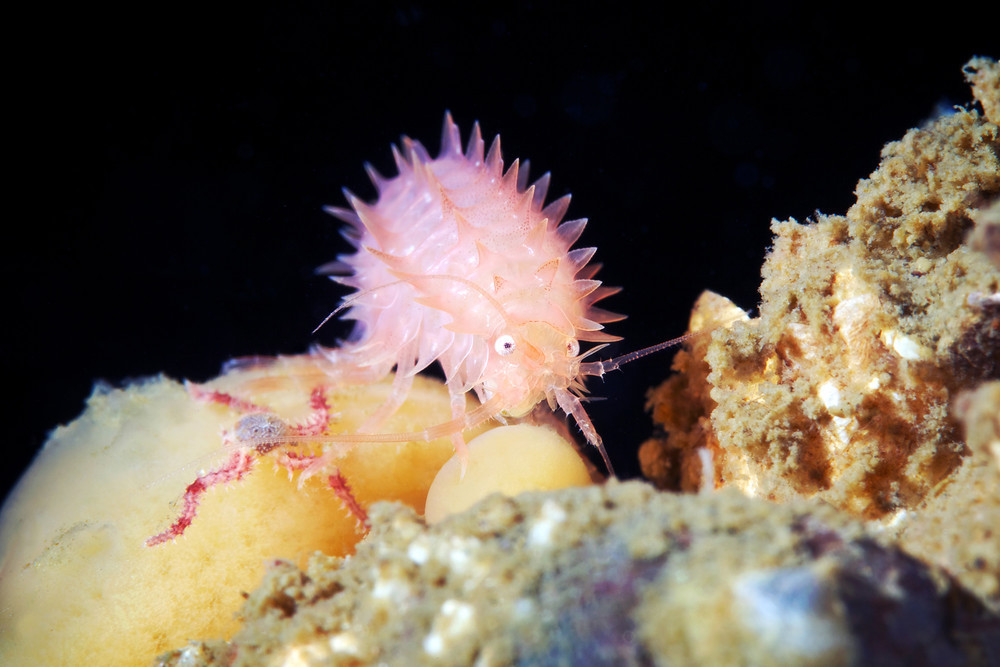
[[566, 339, 580, 357], [495, 334, 517, 356]]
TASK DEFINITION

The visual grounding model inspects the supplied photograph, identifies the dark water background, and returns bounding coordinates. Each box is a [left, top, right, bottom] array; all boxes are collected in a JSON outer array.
[[5, 2, 996, 498]]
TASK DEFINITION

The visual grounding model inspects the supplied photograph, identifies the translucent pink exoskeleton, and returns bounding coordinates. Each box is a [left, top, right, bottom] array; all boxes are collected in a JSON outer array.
[[308, 113, 689, 474], [304, 114, 625, 468]]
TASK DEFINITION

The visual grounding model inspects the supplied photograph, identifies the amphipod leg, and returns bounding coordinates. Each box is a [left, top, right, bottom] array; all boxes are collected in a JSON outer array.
[[554, 387, 615, 477], [446, 378, 472, 475], [357, 340, 418, 434]]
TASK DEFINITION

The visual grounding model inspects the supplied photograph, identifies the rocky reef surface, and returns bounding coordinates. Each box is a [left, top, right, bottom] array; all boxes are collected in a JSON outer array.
[[163, 483, 993, 666], [643, 57, 1000, 615]]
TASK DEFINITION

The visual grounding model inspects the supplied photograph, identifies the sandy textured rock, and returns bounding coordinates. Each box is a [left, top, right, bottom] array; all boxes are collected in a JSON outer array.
[[642, 59, 1000, 612], [965, 57, 1000, 125], [159, 483, 994, 666], [893, 381, 1000, 610]]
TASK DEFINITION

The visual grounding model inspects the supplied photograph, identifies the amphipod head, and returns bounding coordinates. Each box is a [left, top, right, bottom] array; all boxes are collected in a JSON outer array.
[[480, 320, 584, 418]]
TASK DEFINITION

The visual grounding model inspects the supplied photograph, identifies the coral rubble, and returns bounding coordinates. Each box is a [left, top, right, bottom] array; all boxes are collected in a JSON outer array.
[[642, 58, 1000, 612]]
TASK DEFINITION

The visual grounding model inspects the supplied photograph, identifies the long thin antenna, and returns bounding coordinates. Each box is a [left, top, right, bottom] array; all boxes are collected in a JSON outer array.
[[578, 331, 704, 378], [579, 302, 750, 378]]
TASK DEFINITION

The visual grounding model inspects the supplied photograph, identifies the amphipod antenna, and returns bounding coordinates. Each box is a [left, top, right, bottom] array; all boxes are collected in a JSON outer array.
[[578, 331, 704, 378]]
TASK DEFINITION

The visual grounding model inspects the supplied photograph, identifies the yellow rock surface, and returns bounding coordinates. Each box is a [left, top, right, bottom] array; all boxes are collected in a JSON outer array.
[[0, 355, 489, 666]]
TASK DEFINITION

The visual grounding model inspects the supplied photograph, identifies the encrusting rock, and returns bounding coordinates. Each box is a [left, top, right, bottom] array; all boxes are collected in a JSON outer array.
[[161, 483, 993, 666], [642, 58, 1000, 613]]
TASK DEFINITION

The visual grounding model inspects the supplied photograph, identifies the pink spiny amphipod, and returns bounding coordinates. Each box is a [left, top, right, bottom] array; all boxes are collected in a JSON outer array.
[[314, 113, 626, 472]]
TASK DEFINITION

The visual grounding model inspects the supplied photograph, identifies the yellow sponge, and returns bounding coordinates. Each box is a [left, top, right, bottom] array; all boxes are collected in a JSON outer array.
[[424, 423, 595, 523], [0, 355, 490, 666]]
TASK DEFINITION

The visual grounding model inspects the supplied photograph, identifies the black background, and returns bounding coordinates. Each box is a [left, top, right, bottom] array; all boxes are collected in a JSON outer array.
[[4, 2, 996, 500]]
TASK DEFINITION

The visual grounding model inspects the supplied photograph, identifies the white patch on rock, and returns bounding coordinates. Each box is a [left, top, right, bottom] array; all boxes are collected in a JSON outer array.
[[733, 567, 849, 662], [423, 599, 477, 656], [529, 500, 567, 548]]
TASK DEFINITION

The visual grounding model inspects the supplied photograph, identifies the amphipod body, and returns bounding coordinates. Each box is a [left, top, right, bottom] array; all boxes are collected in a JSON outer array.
[[317, 113, 624, 471], [146, 116, 692, 546]]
